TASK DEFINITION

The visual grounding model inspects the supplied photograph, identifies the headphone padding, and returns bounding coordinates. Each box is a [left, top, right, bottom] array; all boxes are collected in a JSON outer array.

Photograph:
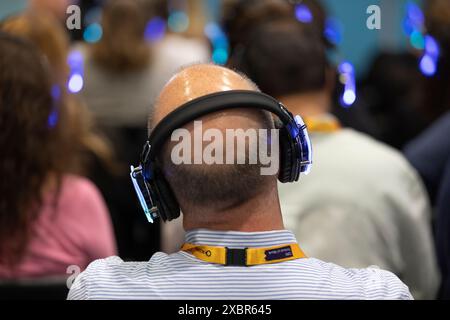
[[152, 168, 180, 221], [278, 126, 295, 183]]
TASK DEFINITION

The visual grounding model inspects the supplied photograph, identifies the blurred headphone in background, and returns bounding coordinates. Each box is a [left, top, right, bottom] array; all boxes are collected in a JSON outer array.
[[224, 0, 357, 108], [403, 2, 441, 77], [130, 90, 312, 223], [290, 0, 357, 107]]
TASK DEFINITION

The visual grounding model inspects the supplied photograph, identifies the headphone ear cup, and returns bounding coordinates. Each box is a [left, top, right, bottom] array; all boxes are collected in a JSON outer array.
[[152, 168, 180, 222], [278, 126, 295, 183]]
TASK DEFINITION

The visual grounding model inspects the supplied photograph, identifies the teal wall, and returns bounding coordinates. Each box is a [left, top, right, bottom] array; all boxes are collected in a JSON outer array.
[[0, 0, 27, 20], [322, 0, 422, 76], [1, 0, 423, 77]]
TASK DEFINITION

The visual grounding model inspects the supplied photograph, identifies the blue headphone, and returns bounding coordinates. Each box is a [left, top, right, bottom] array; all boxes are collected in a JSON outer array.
[[130, 90, 312, 223]]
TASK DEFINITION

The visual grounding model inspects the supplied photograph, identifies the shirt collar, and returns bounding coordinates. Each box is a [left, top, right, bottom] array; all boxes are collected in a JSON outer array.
[[184, 229, 298, 248]]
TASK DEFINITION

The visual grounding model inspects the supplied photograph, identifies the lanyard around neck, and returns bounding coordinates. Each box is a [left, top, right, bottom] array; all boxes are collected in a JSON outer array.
[[181, 243, 307, 267], [304, 116, 341, 133]]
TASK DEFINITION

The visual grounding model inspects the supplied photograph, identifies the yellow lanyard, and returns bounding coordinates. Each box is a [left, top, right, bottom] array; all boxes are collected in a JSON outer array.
[[181, 243, 307, 266], [304, 116, 341, 133]]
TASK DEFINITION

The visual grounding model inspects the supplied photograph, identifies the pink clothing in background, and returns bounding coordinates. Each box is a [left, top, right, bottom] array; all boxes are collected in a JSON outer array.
[[0, 175, 117, 279]]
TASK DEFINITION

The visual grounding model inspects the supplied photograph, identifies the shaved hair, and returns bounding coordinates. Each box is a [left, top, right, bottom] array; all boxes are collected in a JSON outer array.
[[148, 63, 260, 131], [160, 111, 276, 213], [149, 64, 277, 214]]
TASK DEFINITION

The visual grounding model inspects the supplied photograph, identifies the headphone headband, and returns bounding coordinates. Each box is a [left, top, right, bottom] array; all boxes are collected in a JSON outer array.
[[132, 89, 312, 223], [146, 90, 294, 162]]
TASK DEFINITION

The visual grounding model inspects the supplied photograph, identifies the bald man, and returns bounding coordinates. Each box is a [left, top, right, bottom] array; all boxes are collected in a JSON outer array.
[[68, 64, 412, 300]]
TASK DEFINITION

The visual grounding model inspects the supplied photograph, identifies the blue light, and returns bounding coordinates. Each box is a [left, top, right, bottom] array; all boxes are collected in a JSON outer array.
[[68, 74, 84, 93], [339, 62, 354, 74], [212, 48, 228, 65], [168, 11, 189, 33], [67, 50, 84, 93], [338, 61, 356, 107], [403, 2, 425, 37], [145, 17, 166, 42], [406, 2, 424, 28], [425, 35, 440, 58], [51, 85, 61, 101], [402, 17, 415, 36], [205, 22, 229, 65], [324, 18, 342, 45], [67, 50, 83, 69], [47, 109, 58, 128], [295, 4, 313, 24], [420, 54, 437, 77], [212, 36, 229, 50], [83, 23, 103, 43], [130, 166, 154, 223], [67, 50, 84, 92], [342, 90, 356, 106], [49, 85, 61, 128], [205, 23, 228, 49], [410, 30, 425, 50], [204, 22, 222, 39]]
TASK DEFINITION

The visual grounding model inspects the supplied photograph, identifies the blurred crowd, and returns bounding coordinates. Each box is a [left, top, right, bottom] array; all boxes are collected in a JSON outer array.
[[0, 0, 449, 299]]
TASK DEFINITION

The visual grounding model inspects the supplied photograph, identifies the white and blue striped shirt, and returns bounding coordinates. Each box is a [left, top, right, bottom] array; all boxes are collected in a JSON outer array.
[[67, 229, 413, 300]]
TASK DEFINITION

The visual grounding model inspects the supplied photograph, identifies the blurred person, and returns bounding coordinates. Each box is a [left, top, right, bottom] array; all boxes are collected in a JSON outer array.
[[0, 32, 116, 278], [405, 112, 450, 299], [359, 52, 429, 149], [229, 20, 439, 299], [0, 11, 116, 169], [435, 160, 450, 299], [224, 0, 333, 57], [76, 0, 166, 259], [0, 11, 118, 271], [4, 2, 159, 260], [422, 0, 450, 120], [68, 64, 412, 300], [1, 11, 71, 85], [404, 0, 450, 299], [81, 0, 153, 127], [225, 0, 380, 143], [145, 0, 211, 103], [224, 0, 295, 60], [79, 0, 209, 127]]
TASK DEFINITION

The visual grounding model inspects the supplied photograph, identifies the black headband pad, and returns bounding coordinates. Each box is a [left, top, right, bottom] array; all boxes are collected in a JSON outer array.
[[148, 90, 293, 159]]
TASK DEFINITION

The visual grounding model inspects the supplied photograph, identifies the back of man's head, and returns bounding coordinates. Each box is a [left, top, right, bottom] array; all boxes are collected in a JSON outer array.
[[150, 64, 278, 217], [230, 20, 328, 98]]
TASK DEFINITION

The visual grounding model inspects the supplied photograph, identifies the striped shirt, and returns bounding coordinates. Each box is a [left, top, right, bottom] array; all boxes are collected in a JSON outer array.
[[67, 229, 413, 300]]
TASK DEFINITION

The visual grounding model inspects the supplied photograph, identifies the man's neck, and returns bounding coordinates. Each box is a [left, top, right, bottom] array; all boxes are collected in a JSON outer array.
[[279, 91, 331, 118], [183, 183, 284, 232]]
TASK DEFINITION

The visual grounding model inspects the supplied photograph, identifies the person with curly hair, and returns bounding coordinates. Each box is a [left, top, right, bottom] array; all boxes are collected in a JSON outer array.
[[0, 32, 116, 279]]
